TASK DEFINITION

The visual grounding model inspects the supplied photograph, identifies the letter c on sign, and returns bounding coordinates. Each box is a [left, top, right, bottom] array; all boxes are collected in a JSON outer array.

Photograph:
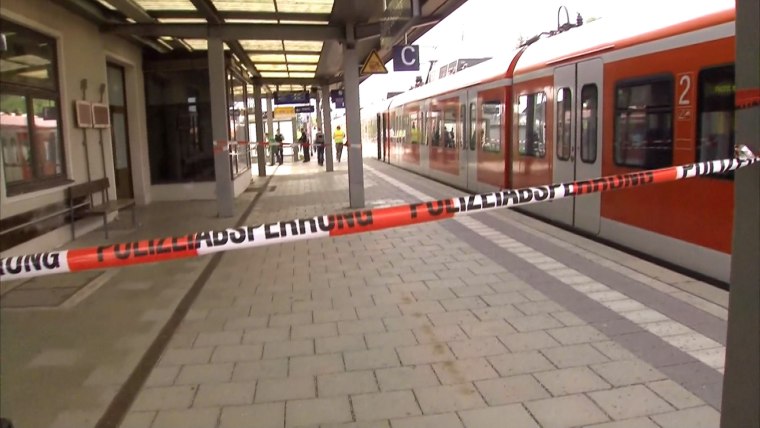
[[401, 46, 416, 66]]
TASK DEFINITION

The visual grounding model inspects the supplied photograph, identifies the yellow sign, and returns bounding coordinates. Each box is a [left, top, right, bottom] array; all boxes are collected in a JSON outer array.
[[360, 50, 388, 76], [273, 106, 295, 119]]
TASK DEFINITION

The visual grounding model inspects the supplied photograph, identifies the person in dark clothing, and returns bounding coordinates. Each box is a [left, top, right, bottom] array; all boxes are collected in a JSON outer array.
[[274, 129, 284, 165], [298, 127, 310, 162], [315, 128, 325, 166]]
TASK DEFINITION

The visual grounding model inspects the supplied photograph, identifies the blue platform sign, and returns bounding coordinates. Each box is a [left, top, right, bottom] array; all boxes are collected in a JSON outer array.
[[274, 91, 310, 105], [294, 105, 315, 113], [392, 45, 420, 71], [330, 89, 345, 109]]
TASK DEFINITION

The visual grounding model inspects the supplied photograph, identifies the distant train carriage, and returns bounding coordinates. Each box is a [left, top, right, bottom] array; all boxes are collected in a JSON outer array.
[[364, 2, 738, 283]]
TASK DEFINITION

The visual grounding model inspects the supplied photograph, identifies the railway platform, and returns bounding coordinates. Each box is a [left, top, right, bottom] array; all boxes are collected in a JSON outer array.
[[0, 155, 729, 428]]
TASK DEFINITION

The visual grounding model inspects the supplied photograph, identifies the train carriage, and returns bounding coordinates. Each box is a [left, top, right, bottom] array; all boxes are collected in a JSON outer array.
[[367, 1, 738, 283]]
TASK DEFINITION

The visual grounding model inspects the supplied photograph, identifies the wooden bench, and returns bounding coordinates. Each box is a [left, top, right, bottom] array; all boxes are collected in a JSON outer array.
[[68, 178, 136, 239]]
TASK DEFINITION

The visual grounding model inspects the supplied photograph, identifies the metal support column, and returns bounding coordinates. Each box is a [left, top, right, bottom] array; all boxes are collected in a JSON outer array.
[[208, 37, 234, 218], [342, 33, 365, 208], [721, 0, 760, 425], [321, 84, 334, 172], [253, 82, 266, 177]]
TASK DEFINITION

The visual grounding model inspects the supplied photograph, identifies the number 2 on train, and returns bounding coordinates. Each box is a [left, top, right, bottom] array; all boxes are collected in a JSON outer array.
[[678, 73, 693, 105]]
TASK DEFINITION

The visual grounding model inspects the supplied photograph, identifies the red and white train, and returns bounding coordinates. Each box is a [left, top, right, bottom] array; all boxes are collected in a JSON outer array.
[[362, 3, 738, 283]]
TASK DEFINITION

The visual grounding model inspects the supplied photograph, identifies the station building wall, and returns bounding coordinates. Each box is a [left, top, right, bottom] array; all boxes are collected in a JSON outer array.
[[0, 0, 150, 257]]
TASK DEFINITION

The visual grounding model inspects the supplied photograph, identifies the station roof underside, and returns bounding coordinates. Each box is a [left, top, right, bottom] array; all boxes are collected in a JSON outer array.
[[53, 0, 467, 92]]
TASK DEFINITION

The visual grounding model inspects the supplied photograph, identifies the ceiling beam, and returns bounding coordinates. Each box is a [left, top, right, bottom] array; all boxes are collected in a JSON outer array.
[[50, 0, 169, 53], [258, 78, 319, 86], [186, 0, 263, 83], [50, 0, 115, 23], [149, 10, 331, 22], [105, 0, 154, 22], [103, 23, 344, 41]]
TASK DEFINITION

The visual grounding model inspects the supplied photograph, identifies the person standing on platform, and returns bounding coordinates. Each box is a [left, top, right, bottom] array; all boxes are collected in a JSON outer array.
[[274, 129, 284, 165], [333, 125, 346, 162], [315, 128, 325, 166], [298, 127, 310, 162]]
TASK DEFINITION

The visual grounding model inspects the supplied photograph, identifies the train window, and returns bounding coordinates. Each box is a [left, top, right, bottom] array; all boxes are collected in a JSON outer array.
[[409, 110, 421, 144], [556, 88, 572, 160], [1, 18, 67, 196], [443, 104, 457, 149], [429, 110, 441, 146], [697, 65, 734, 170], [614, 77, 673, 169], [460, 104, 466, 150], [469, 102, 477, 151], [580, 85, 598, 163], [481, 100, 503, 153], [518, 92, 547, 158]]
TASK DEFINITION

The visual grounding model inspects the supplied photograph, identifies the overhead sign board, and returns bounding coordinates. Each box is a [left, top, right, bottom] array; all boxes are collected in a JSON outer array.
[[360, 50, 388, 76], [273, 106, 295, 119], [294, 105, 315, 113], [330, 89, 345, 109], [392, 45, 419, 71], [274, 91, 310, 105]]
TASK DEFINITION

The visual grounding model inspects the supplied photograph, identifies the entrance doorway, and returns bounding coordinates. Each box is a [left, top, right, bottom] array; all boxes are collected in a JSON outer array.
[[106, 63, 133, 199]]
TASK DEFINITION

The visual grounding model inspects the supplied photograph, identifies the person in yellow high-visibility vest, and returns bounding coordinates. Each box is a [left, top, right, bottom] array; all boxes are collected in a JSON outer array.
[[333, 125, 346, 162], [410, 123, 421, 144]]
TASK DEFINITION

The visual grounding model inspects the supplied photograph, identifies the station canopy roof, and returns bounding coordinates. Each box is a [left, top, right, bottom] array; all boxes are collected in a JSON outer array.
[[55, 0, 468, 92]]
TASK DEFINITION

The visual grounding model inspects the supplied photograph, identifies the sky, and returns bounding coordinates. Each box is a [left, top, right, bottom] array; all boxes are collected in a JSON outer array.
[[358, 0, 734, 105]]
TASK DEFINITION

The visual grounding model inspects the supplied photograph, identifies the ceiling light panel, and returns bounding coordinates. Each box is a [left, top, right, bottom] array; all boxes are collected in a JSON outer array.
[[133, 0, 195, 11], [287, 64, 316, 71], [157, 18, 208, 23], [239, 40, 284, 51], [285, 54, 319, 63], [289, 72, 314, 78], [249, 53, 287, 62], [279, 20, 329, 25], [256, 64, 288, 71], [226, 19, 278, 24], [260, 71, 289, 78], [212, 0, 275, 12], [275, 0, 333, 13], [275, 84, 303, 91], [283, 40, 323, 52], [183, 39, 208, 50]]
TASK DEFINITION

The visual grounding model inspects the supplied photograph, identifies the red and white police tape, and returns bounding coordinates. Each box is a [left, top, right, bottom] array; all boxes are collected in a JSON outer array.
[[1, 151, 757, 281]]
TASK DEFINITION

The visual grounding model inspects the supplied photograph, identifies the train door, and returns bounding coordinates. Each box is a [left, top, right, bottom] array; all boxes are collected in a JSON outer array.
[[574, 59, 602, 234], [465, 91, 478, 189], [552, 65, 576, 225], [552, 59, 602, 234]]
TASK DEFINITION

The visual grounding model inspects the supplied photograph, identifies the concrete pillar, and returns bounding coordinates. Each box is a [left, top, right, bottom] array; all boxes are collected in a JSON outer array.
[[721, 0, 760, 426], [321, 84, 334, 172], [253, 82, 266, 177], [315, 94, 323, 130], [343, 43, 365, 208], [208, 37, 234, 218], [291, 117, 299, 162], [266, 93, 274, 140], [266, 94, 275, 165]]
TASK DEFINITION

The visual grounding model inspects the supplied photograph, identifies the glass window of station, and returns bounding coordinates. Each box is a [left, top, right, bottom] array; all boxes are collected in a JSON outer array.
[[1, 18, 66, 196]]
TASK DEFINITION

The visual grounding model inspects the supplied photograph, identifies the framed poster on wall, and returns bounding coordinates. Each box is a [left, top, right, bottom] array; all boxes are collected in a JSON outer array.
[[74, 100, 93, 128]]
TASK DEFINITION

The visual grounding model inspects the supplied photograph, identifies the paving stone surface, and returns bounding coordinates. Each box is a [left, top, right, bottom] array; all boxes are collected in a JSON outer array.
[[2, 160, 729, 428]]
